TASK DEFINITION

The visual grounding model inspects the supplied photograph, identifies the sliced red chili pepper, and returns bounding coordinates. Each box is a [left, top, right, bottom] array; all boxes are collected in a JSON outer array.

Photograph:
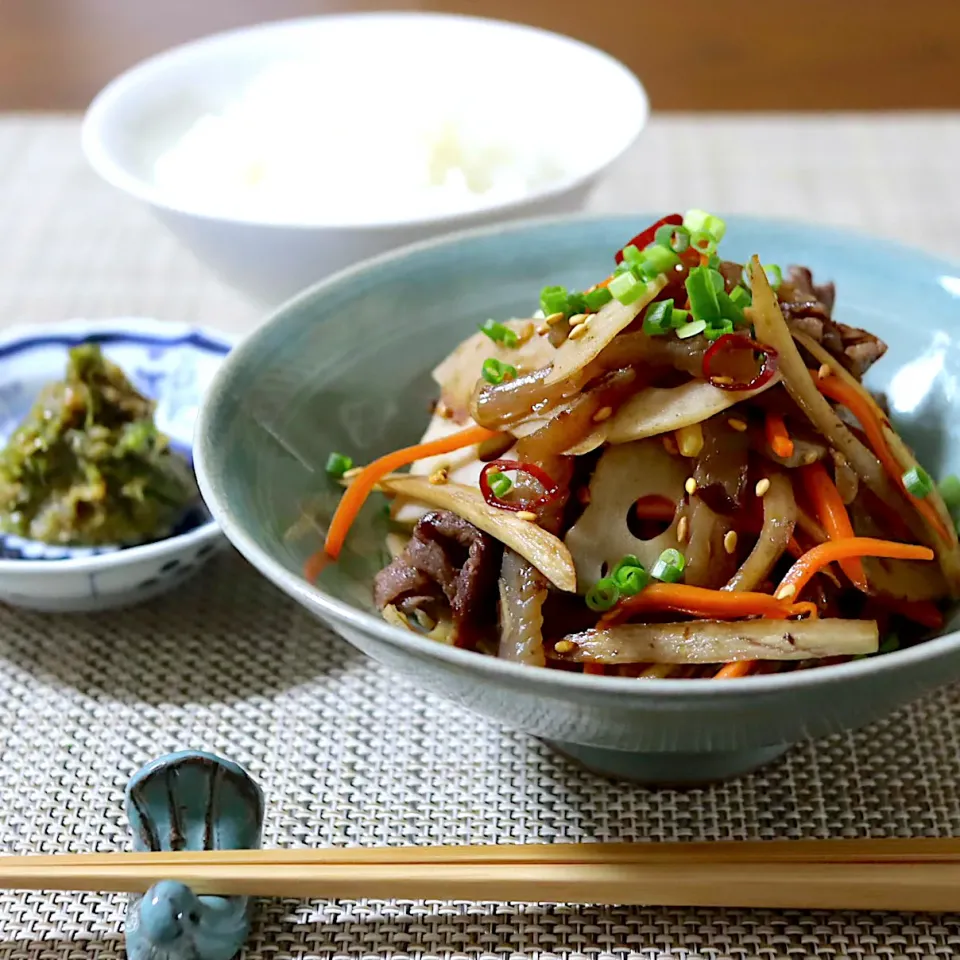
[[702, 334, 779, 392], [479, 459, 561, 513], [614, 214, 683, 265]]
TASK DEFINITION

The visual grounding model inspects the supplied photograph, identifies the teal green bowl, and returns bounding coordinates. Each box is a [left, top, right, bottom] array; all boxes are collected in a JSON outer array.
[[195, 214, 960, 784]]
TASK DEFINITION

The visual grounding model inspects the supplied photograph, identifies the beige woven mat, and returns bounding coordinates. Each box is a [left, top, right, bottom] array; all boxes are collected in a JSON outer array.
[[1, 114, 960, 959]]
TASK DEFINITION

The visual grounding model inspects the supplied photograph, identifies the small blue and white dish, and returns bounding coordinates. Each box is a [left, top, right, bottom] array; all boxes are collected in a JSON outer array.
[[0, 318, 232, 612]]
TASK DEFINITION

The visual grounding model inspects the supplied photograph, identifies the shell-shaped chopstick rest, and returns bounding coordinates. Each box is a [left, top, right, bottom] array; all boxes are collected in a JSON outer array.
[[123, 751, 265, 960]]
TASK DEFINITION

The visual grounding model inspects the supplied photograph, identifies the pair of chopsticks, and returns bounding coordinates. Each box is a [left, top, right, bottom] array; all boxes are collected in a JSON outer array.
[[2, 840, 960, 911]]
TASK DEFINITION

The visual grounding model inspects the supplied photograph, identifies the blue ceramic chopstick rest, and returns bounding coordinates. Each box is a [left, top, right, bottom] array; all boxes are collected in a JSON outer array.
[[124, 751, 265, 960]]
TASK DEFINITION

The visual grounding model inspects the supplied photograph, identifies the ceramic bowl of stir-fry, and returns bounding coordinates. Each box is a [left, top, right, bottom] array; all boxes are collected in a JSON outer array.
[[195, 211, 960, 783]]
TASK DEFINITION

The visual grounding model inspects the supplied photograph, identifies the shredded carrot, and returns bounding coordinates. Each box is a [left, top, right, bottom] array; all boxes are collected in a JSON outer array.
[[303, 550, 333, 584], [764, 412, 794, 459], [776, 537, 934, 600], [599, 582, 811, 626], [814, 371, 951, 544], [320, 424, 498, 562], [634, 495, 677, 522], [798, 462, 869, 592], [714, 661, 755, 679]]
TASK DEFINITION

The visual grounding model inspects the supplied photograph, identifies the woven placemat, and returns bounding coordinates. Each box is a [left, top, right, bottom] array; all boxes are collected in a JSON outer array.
[[1, 114, 960, 959]]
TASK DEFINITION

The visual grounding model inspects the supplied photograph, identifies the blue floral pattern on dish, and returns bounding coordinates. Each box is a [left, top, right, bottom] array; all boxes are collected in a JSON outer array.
[[0, 321, 231, 563]]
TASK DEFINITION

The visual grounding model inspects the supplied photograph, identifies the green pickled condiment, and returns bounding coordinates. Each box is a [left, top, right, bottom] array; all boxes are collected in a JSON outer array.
[[0, 344, 197, 546]]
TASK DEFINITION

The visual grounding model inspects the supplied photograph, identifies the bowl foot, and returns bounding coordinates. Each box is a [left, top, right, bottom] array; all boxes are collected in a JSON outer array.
[[543, 740, 791, 786]]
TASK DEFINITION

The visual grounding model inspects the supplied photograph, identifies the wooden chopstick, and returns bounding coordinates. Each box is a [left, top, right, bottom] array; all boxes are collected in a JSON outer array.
[[3, 842, 960, 910], [8, 839, 960, 866]]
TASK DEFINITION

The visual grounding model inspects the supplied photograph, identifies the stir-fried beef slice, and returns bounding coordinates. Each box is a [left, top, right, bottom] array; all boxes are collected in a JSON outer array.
[[372, 510, 501, 646], [786, 266, 836, 314], [718, 260, 744, 293], [373, 556, 438, 611], [693, 417, 750, 514], [835, 321, 888, 378], [780, 266, 886, 378]]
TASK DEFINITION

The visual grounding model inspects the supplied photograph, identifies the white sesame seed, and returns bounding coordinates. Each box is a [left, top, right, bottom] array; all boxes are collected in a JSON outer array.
[[776, 584, 797, 601], [342, 466, 363, 480], [545, 312, 565, 326], [569, 313, 588, 327], [593, 405, 614, 423], [554, 639, 576, 654], [755, 478, 771, 497], [516, 510, 538, 522], [428, 467, 449, 485], [728, 417, 748, 432], [568, 323, 589, 341], [723, 530, 738, 554], [817, 363, 832, 380], [515, 321, 535, 344], [677, 516, 689, 542], [684, 477, 697, 496]]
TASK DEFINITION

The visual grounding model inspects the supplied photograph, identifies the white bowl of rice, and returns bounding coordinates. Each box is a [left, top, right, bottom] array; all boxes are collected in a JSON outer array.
[[81, 13, 649, 307]]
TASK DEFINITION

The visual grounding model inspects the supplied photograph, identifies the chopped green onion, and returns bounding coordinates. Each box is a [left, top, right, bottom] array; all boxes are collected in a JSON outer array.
[[683, 209, 727, 241], [479, 319, 518, 348], [729, 285, 752, 308], [654, 223, 691, 253], [585, 577, 621, 612], [642, 243, 681, 274], [763, 264, 783, 290], [684, 266, 721, 322], [540, 285, 568, 316], [325, 452, 354, 478], [716, 290, 745, 325], [670, 307, 690, 328], [636, 260, 663, 281], [583, 286, 613, 311], [488, 471, 512, 498], [608, 271, 649, 305], [614, 566, 647, 597], [614, 259, 638, 276], [902, 465, 934, 498], [704, 318, 735, 342], [690, 230, 719, 257], [707, 253, 722, 270], [621, 244, 644, 264], [612, 554, 641, 574], [566, 291, 588, 315], [878, 633, 900, 655], [651, 548, 686, 583], [642, 299, 675, 335], [481, 357, 517, 385], [676, 319, 707, 340], [709, 269, 725, 293], [938, 474, 960, 514], [611, 555, 649, 597]]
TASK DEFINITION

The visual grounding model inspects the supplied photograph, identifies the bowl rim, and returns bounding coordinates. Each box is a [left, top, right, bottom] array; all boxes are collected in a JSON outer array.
[[194, 209, 960, 697], [0, 317, 233, 576], [80, 11, 649, 231]]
